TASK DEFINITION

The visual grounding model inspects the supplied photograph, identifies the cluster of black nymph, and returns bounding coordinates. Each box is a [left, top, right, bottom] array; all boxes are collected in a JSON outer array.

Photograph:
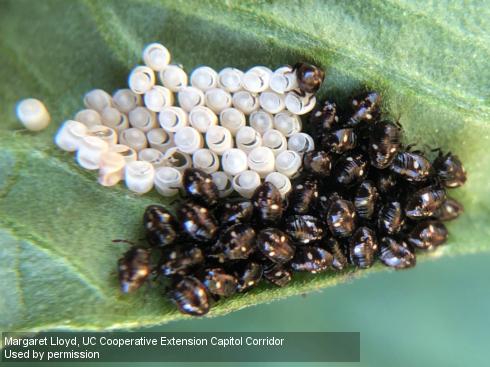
[[117, 91, 467, 317]]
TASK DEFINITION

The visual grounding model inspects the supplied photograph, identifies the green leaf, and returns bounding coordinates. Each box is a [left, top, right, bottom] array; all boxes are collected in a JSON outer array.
[[0, 0, 489, 332]]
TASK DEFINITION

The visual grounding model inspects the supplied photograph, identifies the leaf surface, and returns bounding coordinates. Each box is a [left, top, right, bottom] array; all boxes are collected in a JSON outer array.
[[0, 0, 489, 331]]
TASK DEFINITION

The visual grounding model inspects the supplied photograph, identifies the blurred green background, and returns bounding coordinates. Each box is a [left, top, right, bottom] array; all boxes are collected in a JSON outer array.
[[10, 253, 490, 367]]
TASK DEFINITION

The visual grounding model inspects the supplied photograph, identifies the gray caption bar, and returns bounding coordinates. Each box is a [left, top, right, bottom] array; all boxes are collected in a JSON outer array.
[[2, 332, 360, 362]]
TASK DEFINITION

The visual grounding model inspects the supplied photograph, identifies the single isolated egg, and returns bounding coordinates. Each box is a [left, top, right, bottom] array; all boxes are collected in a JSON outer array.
[[16, 98, 51, 131]]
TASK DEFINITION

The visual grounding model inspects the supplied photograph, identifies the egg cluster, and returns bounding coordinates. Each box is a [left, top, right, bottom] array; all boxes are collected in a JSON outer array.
[[54, 42, 323, 198], [117, 91, 467, 316]]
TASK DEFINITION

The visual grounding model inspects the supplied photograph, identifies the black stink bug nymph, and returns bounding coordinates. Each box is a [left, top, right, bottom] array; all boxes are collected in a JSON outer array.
[[287, 179, 319, 215], [118, 247, 151, 293], [327, 199, 357, 238], [390, 151, 431, 182], [405, 186, 446, 219], [349, 226, 377, 269], [290, 246, 333, 273], [334, 152, 369, 186], [257, 228, 295, 264], [377, 201, 404, 235], [375, 170, 399, 194], [368, 120, 402, 169], [178, 202, 219, 242], [293, 62, 325, 95], [183, 168, 220, 207], [168, 276, 210, 316], [212, 223, 256, 261], [433, 198, 464, 221], [310, 100, 338, 137], [215, 199, 253, 226], [354, 180, 378, 220], [323, 128, 357, 154], [303, 150, 333, 178], [348, 92, 381, 126], [284, 215, 325, 244], [233, 261, 263, 293], [378, 237, 416, 269], [323, 238, 348, 270], [143, 205, 178, 247], [202, 268, 238, 297], [160, 245, 204, 277], [316, 191, 343, 216], [433, 151, 467, 188], [263, 263, 292, 287], [407, 220, 448, 250], [252, 182, 284, 224]]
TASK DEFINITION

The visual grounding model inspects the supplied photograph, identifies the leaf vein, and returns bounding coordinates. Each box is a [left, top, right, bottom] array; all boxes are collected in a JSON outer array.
[[82, 0, 142, 68], [0, 218, 110, 301], [14, 236, 27, 321]]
